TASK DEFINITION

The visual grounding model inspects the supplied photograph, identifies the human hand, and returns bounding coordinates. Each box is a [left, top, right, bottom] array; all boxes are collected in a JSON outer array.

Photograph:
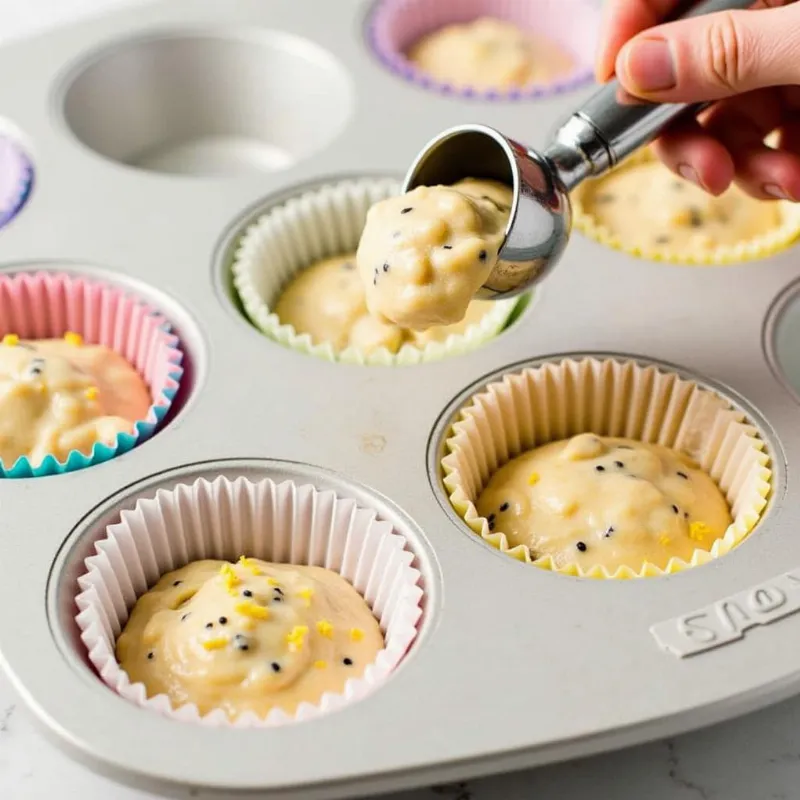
[[595, 1, 800, 200]]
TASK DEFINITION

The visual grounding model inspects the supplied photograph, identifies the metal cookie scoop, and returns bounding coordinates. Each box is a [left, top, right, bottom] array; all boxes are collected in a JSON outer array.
[[402, 0, 753, 300]]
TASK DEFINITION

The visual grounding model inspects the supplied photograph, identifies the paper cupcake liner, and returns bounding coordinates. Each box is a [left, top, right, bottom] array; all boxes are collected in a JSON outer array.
[[366, 0, 598, 101], [0, 137, 33, 229], [0, 271, 183, 478], [572, 150, 800, 265], [75, 475, 424, 726], [232, 177, 520, 365], [442, 357, 772, 579]]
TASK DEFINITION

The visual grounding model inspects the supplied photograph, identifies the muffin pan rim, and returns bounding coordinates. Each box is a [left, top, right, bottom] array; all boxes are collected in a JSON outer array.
[[763, 275, 800, 407]]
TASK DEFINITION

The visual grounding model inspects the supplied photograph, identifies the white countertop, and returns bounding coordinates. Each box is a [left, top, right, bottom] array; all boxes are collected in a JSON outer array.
[[2, 1, 800, 798]]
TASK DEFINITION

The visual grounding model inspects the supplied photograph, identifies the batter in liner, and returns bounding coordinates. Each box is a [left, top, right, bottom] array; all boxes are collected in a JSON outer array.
[[274, 253, 494, 354], [579, 154, 781, 253], [0, 333, 150, 467], [357, 178, 512, 329], [116, 557, 384, 720], [408, 18, 574, 90], [476, 433, 732, 572]]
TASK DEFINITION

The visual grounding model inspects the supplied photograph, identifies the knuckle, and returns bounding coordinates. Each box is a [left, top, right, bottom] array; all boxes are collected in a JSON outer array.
[[703, 13, 750, 91]]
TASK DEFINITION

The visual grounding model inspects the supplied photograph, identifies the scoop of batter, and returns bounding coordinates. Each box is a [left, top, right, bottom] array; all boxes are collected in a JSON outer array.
[[274, 253, 493, 353], [408, 18, 574, 90], [476, 433, 732, 572], [580, 154, 781, 252], [116, 557, 384, 720], [0, 334, 150, 467], [357, 179, 512, 329]]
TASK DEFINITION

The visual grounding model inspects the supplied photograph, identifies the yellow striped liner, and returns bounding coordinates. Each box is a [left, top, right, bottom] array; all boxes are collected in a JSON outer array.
[[442, 357, 772, 579]]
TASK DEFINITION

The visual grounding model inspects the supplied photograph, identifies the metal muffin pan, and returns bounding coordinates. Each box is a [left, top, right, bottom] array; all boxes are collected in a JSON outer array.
[[3, 0, 800, 797]]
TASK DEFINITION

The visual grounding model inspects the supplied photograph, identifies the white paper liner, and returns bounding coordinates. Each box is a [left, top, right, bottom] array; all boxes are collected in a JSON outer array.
[[75, 476, 424, 726], [231, 177, 519, 365], [442, 357, 772, 579]]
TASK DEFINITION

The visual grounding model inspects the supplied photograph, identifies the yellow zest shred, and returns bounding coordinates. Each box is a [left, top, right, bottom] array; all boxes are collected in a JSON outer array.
[[84, 386, 99, 401], [316, 619, 334, 638], [2, 334, 19, 346], [286, 625, 309, 652], [528, 472, 540, 486], [234, 601, 270, 621], [202, 637, 228, 651], [63, 331, 83, 346], [297, 587, 314, 606], [689, 521, 711, 542], [220, 563, 240, 592], [238, 556, 262, 575], [561, 501, 579, 518], [314, 660, 328, 670], [349, 628, 364, 642]]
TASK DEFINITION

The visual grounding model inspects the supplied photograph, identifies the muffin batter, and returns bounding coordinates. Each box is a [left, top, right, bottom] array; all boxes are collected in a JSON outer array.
[[357, 178, 512, 329], [116, 557, 384, 720], [0, 334, 150, 467], [408, 18, 574, 90], [580, 155, 781, 252], [275, 253, 493, 354], [476, 433, 732, 572]]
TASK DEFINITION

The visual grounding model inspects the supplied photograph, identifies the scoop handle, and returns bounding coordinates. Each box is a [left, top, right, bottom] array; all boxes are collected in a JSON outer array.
[[548, 0, 755, 188]]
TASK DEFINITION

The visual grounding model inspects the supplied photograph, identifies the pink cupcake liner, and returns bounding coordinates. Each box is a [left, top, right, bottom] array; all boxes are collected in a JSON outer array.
[[367, 0, 600, 100], [0, 137, 33, 228], [0, 271, 183, 477]]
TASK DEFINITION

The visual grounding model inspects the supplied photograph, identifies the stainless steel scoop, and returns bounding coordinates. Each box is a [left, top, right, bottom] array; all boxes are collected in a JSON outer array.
[[403, 0, 754, 299]]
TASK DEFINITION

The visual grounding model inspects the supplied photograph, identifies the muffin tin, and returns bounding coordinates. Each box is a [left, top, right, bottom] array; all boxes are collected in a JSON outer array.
[[4, 0, 800, 798]]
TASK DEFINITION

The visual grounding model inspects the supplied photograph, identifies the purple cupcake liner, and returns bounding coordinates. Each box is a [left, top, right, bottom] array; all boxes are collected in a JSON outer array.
[[367, 0, 600, 101], [0, 137, 33, 229]]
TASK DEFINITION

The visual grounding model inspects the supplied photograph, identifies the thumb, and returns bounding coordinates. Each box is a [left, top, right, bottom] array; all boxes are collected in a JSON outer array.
[[615, 4, 800, 102]]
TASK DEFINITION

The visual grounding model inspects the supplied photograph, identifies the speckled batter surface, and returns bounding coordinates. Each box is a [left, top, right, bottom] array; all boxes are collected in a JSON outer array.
[[580, 156, 781, 253], [117, 558, 384, 720], [476, 433, 732, 572], [0, 334, 149, 467], [408, 18, 574, 90], [274, 253, 493, 354], [357, 178, 512, 329]]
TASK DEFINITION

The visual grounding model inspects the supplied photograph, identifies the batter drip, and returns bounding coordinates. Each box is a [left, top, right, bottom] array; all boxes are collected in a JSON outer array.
[[274, 253, 493, 354], [357, 178, 512, 329]]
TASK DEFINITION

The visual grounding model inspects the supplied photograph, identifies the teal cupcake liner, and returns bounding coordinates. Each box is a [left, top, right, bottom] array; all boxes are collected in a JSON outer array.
[[0, 271, 183, 478]]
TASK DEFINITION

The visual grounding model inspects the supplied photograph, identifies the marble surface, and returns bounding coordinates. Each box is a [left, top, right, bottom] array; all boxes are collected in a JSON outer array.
[[2, 0, 800, 798]]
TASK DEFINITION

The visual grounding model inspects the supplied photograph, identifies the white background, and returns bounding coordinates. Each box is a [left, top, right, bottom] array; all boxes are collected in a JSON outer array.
[[1, 1, 800, 798]]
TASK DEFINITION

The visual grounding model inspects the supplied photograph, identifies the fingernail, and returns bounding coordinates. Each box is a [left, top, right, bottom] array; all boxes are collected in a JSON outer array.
[[678, 163, 703, 189], [622, 38, 676, 92], [763, 183, 788, 200]]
